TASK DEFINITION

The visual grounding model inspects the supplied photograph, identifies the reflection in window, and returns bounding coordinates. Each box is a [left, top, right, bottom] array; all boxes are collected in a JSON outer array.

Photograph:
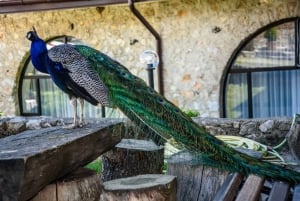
[[224, 19, 300, 118], [233, 22, 295, 70], [22, 79, 38, 113]]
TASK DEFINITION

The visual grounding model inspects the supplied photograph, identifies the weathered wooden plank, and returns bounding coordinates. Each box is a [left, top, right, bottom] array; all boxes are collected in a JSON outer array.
[[213, 173, 244, 201], [0, 120, 123, 201], [235, 175, 265, 201], [268, 181, 290, 201], [292, 184, 300, 201], [100, 174, 176, 201], [167, 151, 229, 201]]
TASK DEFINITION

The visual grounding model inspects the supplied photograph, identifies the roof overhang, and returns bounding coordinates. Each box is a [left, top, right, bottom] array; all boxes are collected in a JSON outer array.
[[0, 0, 155, 14]]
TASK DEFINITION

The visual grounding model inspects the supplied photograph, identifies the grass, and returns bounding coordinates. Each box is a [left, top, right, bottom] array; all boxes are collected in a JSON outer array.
[[85, 158, 102, 174]]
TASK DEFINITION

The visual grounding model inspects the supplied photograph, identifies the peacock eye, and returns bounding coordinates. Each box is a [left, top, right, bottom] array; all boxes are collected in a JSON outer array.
[[26, 32, 31, 39], [158, 98, 164, 103]]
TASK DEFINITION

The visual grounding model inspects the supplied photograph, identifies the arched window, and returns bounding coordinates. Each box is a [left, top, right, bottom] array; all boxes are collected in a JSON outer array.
[[222, 18, 300, 118], [19, 36, 106, 118]]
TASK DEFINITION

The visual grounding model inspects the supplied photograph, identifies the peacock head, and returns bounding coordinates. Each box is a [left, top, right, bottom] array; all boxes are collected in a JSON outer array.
[[26, 26, 40, 42]]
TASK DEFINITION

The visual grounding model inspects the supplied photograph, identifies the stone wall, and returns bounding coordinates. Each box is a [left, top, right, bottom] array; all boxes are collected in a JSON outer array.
[[1, 116, 292, 147], [194, 117, 291, 145], [0, 0, 299, 116]]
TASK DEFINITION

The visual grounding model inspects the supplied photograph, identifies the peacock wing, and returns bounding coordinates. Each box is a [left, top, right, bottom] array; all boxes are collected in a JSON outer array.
[[48, 44, 109, 106]]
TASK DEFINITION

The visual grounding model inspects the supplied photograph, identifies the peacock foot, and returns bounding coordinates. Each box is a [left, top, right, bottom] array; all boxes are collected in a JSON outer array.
[[62, 117, 81, 129], [62, 121, 88, 129], [78, 120, 88, 128], [63, 123, 80, 129]]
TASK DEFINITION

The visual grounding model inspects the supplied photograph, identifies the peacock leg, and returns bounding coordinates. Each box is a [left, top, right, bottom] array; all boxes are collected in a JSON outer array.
[[79, 98, 85, 127], [64, 96, 78, 128]]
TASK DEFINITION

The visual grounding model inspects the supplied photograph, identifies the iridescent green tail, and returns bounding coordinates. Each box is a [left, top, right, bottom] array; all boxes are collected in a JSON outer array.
[[76, 45, 300, 184]]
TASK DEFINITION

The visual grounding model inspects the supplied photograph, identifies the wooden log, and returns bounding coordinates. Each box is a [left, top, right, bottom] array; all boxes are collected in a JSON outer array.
[[167, 151, 229, 201], [0, 120, 123, 201], [29, 168, 101, 201], [100, 174, 176, 201], [101, 138, 164, 182]]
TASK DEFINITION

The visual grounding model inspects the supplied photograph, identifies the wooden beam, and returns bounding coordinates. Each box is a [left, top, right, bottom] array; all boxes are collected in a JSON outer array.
[[213, 173, 244, 201], [0, 120, 123, 201], [235, 175, 265, 201], [293, 184, 300, 201], [268, 181, 290, 201]]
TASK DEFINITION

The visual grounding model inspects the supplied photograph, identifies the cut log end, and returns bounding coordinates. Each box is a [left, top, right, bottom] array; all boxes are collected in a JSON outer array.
[[103, 174, 175, 190], [100, 174, 176, 201]]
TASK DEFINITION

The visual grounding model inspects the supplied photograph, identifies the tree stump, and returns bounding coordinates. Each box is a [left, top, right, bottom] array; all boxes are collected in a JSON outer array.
[[100, 174, 176, 201], [101, 139, 164, 181], [29, 168, 101, 201], [167, 151, 229, 201]]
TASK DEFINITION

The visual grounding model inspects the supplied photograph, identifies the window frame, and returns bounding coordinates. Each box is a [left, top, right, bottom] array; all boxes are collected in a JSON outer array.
[[220, 17, 300, 118]]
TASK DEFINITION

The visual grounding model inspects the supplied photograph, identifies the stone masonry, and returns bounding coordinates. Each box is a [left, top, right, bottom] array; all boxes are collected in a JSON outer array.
[[0, 116, 292, 147], [0, 0, 299, 117]]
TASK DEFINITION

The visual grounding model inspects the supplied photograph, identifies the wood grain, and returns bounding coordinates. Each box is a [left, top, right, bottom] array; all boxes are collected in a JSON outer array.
[[235, 174, 265, 201], [167, 151, 229, 201], [0, 120, 123, 201], [101, 139, 164, 181]]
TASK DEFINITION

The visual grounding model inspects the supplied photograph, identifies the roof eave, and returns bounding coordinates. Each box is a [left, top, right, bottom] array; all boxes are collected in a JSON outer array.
[[0, 0, 155, 14]]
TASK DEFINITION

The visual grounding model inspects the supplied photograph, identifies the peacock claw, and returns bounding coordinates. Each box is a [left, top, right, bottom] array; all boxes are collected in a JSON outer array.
[[62, 121, 88, 129], [63, 124, 79, 129], [78, 121, 88, 128]]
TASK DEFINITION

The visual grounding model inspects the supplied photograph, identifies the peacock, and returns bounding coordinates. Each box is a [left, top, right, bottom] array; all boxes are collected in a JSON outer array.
[[27, 28, 300, 183]]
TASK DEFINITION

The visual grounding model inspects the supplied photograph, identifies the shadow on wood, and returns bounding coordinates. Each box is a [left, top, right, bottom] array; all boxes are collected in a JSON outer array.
[[0, 120, 123, 201]]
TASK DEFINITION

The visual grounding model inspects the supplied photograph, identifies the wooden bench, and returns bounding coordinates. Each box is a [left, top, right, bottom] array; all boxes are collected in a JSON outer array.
[[213, 173, 300, 201]]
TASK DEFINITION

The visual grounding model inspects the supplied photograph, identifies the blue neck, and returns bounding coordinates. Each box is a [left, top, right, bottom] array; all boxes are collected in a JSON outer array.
[[30, 39, 49, 74]]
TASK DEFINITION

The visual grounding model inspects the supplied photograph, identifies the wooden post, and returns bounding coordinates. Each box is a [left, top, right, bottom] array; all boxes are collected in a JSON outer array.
[[0, 121, 123, 201], [167, 151, 229, 201], [101, 139, 164, 181], [100, 174, 176, 201], [29, 168, 101, 201]]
